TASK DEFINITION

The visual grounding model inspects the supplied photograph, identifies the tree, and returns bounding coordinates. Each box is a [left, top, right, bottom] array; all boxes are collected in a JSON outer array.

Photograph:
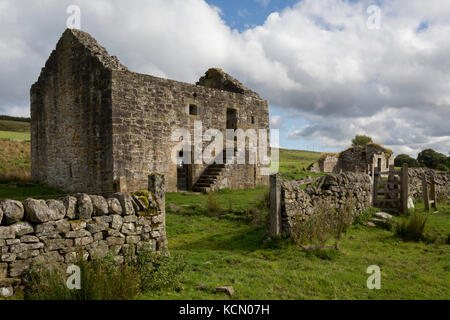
[[394, 154, 419, 168], [351, 135, 373, 147], [417, 149, 447, 169]]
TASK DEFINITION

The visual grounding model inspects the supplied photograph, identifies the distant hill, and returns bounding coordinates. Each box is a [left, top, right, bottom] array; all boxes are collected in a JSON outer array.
[[0, 115, 30, 123], [0, 119, 30, 133]]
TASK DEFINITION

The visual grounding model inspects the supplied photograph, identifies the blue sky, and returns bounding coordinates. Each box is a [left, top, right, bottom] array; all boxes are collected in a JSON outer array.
[[206, 0, 298, 31]]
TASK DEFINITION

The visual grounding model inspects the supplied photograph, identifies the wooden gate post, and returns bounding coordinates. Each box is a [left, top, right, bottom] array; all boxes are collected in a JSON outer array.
[[400, 163, 408, 214]]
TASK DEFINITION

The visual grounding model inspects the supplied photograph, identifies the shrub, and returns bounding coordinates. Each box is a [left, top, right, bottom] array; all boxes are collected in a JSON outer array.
[[137, 249, 187, 292], [205, 192, 220, 214], [394, 154, 419, 168], [353, 207, 377, 226], [395, 213, 428, 241], [291, 197, 354, 249], [436, 163, 449, 172], [23, 253, 139, 300], [22, 247, 188, 300], [351, 135, 373, 147]]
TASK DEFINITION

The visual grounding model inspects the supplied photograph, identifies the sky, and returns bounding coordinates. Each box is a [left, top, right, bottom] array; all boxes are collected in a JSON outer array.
[[0, 0, 449, 157]]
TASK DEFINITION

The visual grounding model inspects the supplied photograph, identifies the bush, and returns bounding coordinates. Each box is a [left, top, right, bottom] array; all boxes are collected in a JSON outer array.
[[394, 154, 419, 168], [292, 197, 354, 249], [22, 248, 188, 300], [23, 253, 139, 300], [417, 149, 447, 169], [395, 213, 428, 241], [353, 207, 377, 226], [137, 248, 187, 292], [205, 192, 220, 214], [436, 163, 449, 172], [351, 135, 373, 147]]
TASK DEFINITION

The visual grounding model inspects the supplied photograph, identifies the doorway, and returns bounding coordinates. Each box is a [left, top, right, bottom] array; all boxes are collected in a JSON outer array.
[[177, 150, 189, 191]]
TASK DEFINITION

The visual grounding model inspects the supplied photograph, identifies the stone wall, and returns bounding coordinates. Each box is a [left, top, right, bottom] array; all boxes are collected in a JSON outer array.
[[269, 173, 372, 237], [408, 168, 450, 201], [0, 174, 166, 296]]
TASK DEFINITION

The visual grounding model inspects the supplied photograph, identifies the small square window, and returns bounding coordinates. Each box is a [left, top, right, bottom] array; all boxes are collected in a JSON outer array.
[[189, 104, 198, 115], [251, 115, 255, 124]]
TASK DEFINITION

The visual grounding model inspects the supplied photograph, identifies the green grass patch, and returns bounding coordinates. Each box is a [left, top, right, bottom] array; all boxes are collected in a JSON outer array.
[[272, 148, 325, 180], [0, 131, 30, 141]]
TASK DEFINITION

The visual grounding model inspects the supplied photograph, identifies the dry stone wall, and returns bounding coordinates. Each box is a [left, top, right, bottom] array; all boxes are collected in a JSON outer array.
[[0, 175, 166, 295], [408, 168, 450, 201], [269, 173, 372, 237]]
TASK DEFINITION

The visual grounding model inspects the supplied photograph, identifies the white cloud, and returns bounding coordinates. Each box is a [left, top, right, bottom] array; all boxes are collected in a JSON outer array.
[[0, 0, 449, 157], [270, 115, 283, 129]]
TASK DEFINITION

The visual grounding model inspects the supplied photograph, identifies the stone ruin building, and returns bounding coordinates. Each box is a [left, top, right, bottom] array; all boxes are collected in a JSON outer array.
[[31, 29, 269, 193], [313, 143, 394, 174]]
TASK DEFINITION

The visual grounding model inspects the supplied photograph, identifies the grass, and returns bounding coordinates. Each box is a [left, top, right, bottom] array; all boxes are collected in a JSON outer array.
[[0, 131, 30, 141], [0, 119, 30, 133], [0, 139, 31, 182], [273, 148, 325, 180], [139, 190, 450, 300]]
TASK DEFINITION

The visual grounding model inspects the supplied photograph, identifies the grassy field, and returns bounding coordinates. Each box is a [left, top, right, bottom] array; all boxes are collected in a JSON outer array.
[[0, 139, 31, 182], [0, 119, 30, 133], [0, 131, 30, 141], [276, 148, 324, 180], [139, 191, 450, 300]]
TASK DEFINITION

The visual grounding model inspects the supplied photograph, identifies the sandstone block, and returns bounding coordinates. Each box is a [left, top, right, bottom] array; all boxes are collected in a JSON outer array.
[[90, 195, 109, 216], [75, 193, 93, 219], [11, 221, 34, 236], [1, 200, 24, 225], [107, 197, 122, 215], [24, 198, 51, 223], [62, 196, 77, 220]]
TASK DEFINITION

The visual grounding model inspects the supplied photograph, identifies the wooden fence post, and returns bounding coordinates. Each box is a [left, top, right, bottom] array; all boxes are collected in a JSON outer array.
[[400, 163, 408, 214]]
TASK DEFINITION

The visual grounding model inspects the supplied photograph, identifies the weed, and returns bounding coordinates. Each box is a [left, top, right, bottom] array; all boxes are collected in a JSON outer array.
[[205, 192, 220, 214], [137, 249, 187, 292], [395, 213, 428, 241]]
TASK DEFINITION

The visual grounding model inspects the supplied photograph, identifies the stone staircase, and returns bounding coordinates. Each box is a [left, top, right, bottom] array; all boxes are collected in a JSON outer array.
[[193, 150, 230, 192]]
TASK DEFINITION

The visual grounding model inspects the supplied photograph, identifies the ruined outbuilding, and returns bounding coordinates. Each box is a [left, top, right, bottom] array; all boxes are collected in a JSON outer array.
[[31, 29, 269, 193], [315, 143, 394, 174]]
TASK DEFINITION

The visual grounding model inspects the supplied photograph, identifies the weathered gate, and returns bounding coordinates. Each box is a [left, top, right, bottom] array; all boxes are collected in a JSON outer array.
[[371, 163, 408, 214]]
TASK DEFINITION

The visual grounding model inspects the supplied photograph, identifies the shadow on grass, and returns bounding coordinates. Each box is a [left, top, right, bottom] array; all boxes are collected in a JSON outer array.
[[173, 224, 267, 252]]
